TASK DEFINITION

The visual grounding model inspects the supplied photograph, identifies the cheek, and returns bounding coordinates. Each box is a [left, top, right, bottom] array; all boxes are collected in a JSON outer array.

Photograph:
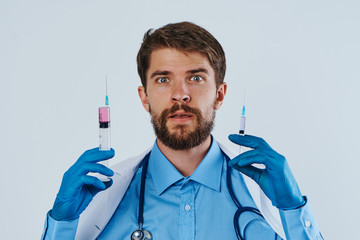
[[195, 90, 217, 107], [147, 95, 167, 114], [196, 96, 217, 118]]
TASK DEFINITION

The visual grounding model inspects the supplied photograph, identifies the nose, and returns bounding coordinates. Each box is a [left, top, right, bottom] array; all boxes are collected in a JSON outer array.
[[171, 81, 190, 103]]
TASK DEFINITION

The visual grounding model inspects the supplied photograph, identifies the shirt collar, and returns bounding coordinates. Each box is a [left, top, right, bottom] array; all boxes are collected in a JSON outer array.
[[148, 136, 224, 195]]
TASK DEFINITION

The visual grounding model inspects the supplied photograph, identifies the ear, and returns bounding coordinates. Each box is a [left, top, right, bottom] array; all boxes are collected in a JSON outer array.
[[138, 86, 150, 112], [214, 82, 227, 110]]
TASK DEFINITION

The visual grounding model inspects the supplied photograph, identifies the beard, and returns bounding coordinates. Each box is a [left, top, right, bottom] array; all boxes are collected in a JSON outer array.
[[150, 103, 215, 150]]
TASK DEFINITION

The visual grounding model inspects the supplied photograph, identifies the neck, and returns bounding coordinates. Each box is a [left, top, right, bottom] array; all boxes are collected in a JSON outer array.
[[156, 135, 212, 177]]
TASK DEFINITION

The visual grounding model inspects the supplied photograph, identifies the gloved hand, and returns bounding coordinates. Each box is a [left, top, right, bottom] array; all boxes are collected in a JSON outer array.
[[50, 148, 115, 221], [228, 134, 305, 210]]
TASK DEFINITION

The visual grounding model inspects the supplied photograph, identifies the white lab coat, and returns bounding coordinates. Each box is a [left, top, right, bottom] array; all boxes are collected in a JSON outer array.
[[74, 142, 286, 239]]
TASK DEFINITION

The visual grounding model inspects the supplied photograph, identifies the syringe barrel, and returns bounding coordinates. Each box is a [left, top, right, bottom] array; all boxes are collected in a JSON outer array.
[[239, 115, 246, 135], [99, 127, 111, 151], [99, 106, 111, 151], [97, 106, 111, 182]]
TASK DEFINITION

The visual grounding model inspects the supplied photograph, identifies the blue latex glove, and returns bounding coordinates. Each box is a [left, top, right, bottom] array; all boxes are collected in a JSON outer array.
[[50, 148, 115, 221], [228, 134, 305, 210]]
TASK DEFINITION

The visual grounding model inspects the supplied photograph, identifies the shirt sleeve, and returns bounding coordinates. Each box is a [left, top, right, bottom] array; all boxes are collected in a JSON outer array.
[[41, 210, 79, 240], [279, 197, 324, 239]]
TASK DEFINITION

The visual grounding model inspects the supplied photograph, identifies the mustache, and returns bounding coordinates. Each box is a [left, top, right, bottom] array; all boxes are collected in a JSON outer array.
[[156, 103, 202, 125], [167, 103, 199, 116]]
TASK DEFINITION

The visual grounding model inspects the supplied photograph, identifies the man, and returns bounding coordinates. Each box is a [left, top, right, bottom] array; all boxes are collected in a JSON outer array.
[[42, 22, 322, 239]]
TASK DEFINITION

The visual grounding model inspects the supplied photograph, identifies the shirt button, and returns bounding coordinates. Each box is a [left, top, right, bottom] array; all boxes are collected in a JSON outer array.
[[305, 220, 311, 228], [184, 204, 191, 211]]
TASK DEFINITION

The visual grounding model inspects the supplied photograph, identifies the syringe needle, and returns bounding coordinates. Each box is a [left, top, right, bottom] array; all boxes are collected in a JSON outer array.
[[105, 75, 109, 106], [106, 75, 108, 95], [243, 89, 246, 106]]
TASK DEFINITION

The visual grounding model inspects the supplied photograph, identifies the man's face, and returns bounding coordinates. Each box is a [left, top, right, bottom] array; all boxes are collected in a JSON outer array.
[[138, 48, 226, 150]]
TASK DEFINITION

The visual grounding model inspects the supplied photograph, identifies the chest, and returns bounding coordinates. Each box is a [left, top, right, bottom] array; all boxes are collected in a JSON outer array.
[[98, 169, 277, 240]]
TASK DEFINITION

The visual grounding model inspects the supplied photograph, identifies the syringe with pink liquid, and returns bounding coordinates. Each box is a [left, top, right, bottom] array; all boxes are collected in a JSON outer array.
[[98, 76, 111, 181]]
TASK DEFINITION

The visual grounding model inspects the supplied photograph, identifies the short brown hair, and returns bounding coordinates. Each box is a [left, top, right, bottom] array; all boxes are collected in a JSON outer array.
[[137, 22, 226, 89]]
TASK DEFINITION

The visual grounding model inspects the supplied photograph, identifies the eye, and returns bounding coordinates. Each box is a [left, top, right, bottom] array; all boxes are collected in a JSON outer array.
[[157, 77, 169, 83], [190, 75, 203, 82]]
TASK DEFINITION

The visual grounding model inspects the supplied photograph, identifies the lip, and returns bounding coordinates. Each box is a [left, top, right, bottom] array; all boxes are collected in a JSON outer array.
[[168, 110, 193, 118], [168, 111, 193, 123]]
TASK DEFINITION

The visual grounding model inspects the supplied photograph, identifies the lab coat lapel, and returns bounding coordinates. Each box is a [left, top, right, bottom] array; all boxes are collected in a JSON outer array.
[[75, 148, 151, 240]]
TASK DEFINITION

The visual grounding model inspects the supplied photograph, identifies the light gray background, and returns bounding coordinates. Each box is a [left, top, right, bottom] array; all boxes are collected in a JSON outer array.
[[1, 1, 359, 239]]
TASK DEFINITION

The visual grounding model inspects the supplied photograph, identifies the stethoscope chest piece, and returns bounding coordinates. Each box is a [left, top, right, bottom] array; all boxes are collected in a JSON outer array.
[[143, 230, 152, 240], [131, 229, 152, 240], [131, 229, 143, 240]]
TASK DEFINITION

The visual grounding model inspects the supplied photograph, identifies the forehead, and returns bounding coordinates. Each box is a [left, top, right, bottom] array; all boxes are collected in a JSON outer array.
[[147, 48, 214, 77]]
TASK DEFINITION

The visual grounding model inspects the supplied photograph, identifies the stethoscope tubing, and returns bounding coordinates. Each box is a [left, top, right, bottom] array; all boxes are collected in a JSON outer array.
[[225, 153, 265, 240], [131, 152, 152, 240], [138, 152, 150, 227]]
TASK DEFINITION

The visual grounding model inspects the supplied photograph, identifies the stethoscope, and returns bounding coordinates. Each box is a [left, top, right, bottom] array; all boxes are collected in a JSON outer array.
[[130, 151, 278, 240]]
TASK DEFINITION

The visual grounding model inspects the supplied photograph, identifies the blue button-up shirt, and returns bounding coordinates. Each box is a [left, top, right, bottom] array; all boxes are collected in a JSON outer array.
[[42, 137, 323, 239], [98, 139, 294, 239]]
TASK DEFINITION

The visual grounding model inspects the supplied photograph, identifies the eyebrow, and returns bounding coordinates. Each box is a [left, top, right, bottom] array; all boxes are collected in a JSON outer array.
[[150, 68, 209, 79], [187, 68, 209, 75], [150, 71, 170, 79]]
